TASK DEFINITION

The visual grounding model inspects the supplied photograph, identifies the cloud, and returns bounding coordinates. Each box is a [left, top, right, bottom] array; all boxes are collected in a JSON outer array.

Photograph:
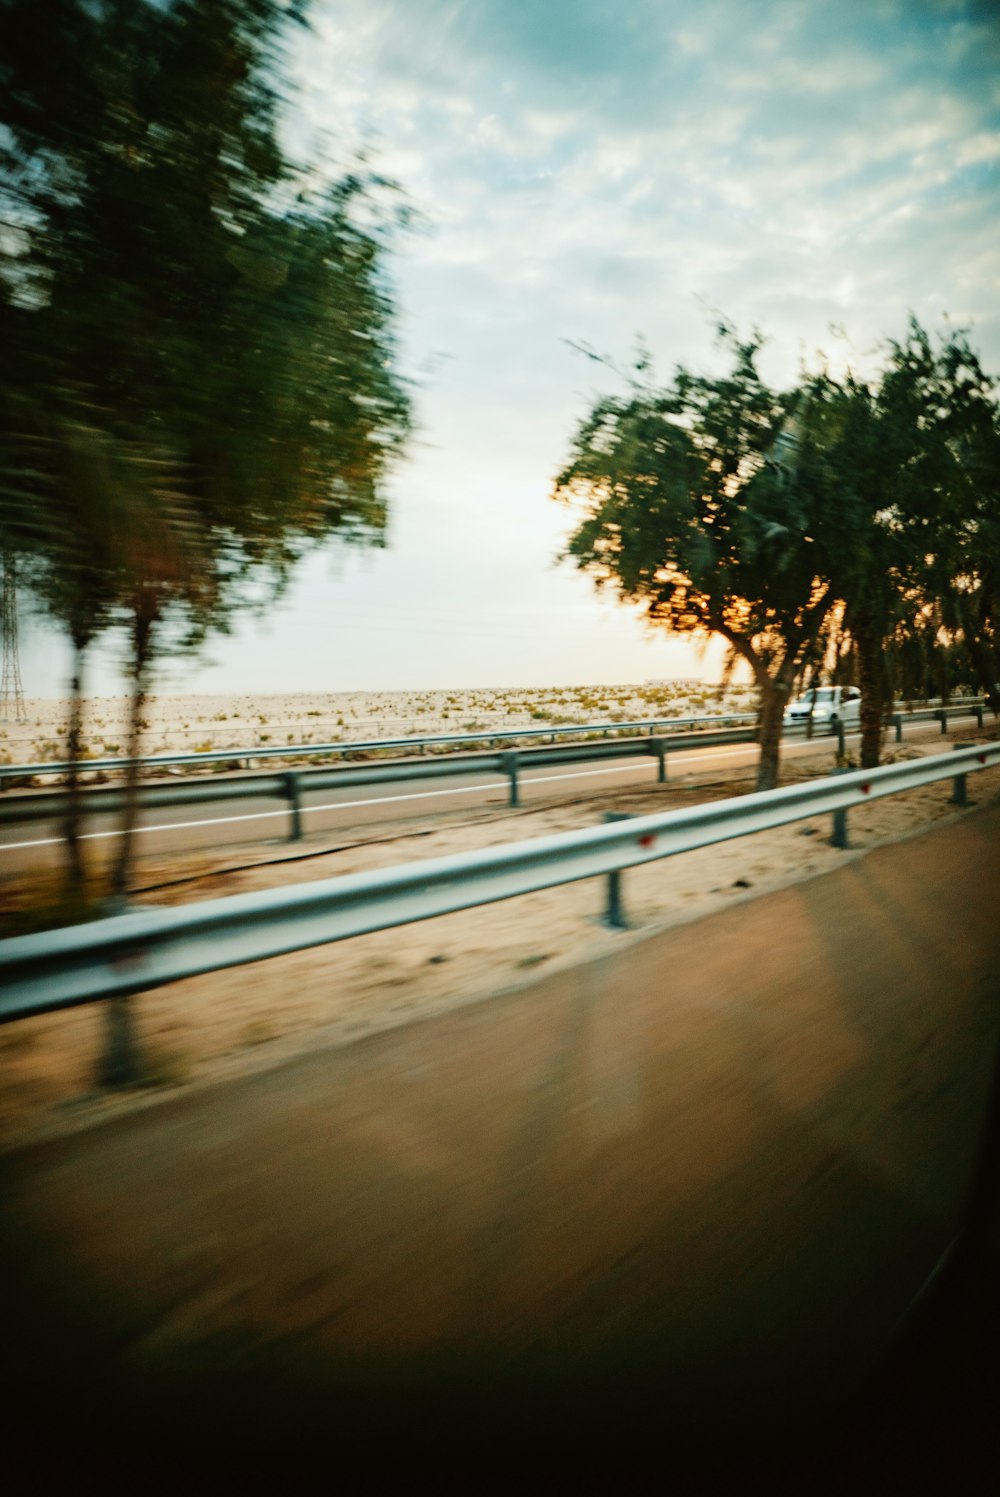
[[32, 0, 1000, 694]]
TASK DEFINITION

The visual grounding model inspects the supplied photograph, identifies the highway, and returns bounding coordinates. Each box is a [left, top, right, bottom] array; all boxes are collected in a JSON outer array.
[[0, 726, 903, 877]]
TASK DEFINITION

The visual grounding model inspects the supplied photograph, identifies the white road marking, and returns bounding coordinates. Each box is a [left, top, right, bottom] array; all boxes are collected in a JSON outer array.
[[668, 747, 757, 766], [0, 734, 859, 852], [0, 754, 655, 850], [2, 779, 507, 850]]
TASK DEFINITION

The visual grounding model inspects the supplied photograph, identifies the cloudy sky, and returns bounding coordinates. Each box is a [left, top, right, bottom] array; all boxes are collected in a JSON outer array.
[[22, 0, 1000, 697]]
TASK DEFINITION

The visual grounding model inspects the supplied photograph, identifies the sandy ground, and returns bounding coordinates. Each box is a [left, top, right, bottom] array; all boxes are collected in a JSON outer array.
[[0, 681, 758, 765], [3, 714, 998, 1150]]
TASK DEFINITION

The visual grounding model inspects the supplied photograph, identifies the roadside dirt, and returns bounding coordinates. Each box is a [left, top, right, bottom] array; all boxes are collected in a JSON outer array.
[[2, 724, 998, 1148], [3, 798, 999, 1476]]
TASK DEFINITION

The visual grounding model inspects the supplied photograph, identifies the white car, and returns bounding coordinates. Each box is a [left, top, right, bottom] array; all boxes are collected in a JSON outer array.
[[783, 685, 861, 733]]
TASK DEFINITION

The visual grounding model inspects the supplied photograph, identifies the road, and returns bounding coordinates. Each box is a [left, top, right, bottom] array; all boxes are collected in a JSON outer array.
[[3, 803, 998, 1473], [0, 722, 946, 875]]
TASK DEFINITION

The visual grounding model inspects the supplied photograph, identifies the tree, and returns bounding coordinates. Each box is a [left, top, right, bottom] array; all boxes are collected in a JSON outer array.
[[0, 0, 411, 896], [926, 330, 1000, 712], [553, 332, 843, 790], [554, 320, 1000, 786], [809, 321, 1000, 765], [0, 280, 137, 892]]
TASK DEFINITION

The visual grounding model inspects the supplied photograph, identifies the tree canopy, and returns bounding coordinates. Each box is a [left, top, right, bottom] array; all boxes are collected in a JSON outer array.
[[0, 0, 412, 895], [554, 331, 843, 788], [554, 321, 1000, 787], [1, 0, 410, 597]]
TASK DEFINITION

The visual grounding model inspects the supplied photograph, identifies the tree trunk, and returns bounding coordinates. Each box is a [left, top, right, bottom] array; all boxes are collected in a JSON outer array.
[[968, 632, 1000, 718], [856, 623, 885, 769], [712, 627, 790, 793], [936, 650, 951, 706], [102, 603, 155, 1090], [62, 632, 87, 895], [111, 601, 155, 901], [756, 675, 789, 792]]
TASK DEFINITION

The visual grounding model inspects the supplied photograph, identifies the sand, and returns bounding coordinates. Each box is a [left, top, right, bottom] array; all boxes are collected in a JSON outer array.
[[2, 693, 997, 1150], [0, 681, 756, 765]]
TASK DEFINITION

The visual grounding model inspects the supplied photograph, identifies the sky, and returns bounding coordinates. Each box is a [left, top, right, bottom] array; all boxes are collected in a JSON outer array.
[[19, 0, 1000, 698]]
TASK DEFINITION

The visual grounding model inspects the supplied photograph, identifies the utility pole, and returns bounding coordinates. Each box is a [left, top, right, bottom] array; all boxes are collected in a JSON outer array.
[[1, 553, 26, 722]]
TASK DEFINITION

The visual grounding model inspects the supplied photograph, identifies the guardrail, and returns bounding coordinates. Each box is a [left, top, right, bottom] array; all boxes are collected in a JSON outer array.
[[0, 727, 762, 840], [786, 699, 986, 750], [2, 699, 986, 789], [891, 704, 987, 740], [1, 701, 988, 846], [0, 711, 760, 784], [0, 697, 982, 850], [2, 741, 998, 1028]]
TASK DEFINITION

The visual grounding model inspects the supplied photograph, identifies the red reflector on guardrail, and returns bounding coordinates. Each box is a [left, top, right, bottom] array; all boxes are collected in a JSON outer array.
[[638, 834, 656, 848]]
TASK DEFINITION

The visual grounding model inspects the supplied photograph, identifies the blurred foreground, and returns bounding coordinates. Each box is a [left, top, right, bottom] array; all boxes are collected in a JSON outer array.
[[2, 804, 999, 1476]]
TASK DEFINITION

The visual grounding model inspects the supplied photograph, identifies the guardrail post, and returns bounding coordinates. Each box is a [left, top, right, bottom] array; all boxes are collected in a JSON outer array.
[[98, 995, 144, 1088], [284, 772, 303, 841], [975, 706, 984, 730], [806, 712, 814, 740], [952, 747, 968, 807], [602, 812, 631, 929], [650, 737, 666, 783], [502, 751, 519, 808], [831, 767, 850, 849], [937, 709, 948, 735], [96, 894, 144, 1088], [835, 720, 846, 757], [893, 713, 903, 743]]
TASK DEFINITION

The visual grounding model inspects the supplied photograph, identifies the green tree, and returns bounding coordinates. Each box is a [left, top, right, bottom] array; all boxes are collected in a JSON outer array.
[[555, 321, 1000, 785], [929, 331, 1000, 712], [811, 322, 999, 765], [553, 333, 842, 790], [0, 0, 411, 897], [0, 284, 136, 892]]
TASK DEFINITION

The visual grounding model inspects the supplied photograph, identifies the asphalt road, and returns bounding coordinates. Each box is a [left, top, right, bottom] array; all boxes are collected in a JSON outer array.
[[0, 723, 940, 875]]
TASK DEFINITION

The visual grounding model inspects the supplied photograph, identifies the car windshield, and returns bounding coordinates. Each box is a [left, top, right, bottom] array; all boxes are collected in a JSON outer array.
[[798, 689, 835, 703]]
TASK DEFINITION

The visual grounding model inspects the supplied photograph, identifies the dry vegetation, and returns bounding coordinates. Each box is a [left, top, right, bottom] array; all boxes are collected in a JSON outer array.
[[0, 680, 758, 772]]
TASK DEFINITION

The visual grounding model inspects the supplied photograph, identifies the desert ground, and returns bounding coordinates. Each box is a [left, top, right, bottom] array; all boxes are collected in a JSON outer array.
[[2, 682, 997, 1149], [0, 679, 755, 766]]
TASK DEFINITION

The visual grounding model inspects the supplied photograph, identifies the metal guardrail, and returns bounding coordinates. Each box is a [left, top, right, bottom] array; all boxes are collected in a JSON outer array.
[[1, 699, 985, 787], [2, 741, 998, 1024], [0, 727, 760, 838], [786, 702, 987, 756], [0, 711, 760, 783], [0, 700, 987, 844], [891, 704, 987, 739]]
